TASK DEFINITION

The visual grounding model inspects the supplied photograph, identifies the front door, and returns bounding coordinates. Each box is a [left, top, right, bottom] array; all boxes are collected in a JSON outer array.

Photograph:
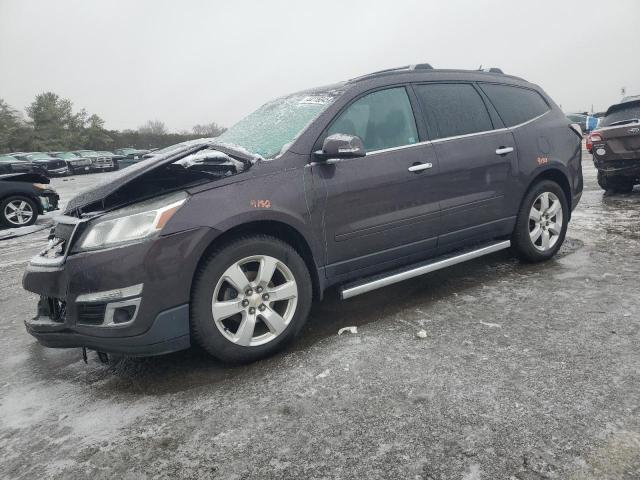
[[311, 86, 441, 280]]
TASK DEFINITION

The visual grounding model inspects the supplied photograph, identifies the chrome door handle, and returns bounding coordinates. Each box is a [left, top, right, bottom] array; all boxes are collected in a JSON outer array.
[[408, 162, 433, 172], [495, 146, 514, 155]]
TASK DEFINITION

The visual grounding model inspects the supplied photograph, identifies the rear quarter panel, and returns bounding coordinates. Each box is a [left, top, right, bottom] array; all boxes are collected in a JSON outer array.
[[511, 108, 582, 209]]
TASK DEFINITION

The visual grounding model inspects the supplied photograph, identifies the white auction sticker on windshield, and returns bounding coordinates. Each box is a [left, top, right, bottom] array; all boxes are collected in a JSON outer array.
[[299, 96, 332, 105]]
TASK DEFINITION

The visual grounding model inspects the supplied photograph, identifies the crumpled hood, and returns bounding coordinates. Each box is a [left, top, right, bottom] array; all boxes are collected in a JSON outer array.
[[63, 139, 259, 215]]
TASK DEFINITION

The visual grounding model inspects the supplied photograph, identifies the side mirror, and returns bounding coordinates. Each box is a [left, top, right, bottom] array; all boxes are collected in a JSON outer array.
[[314, 134, 366, 162]]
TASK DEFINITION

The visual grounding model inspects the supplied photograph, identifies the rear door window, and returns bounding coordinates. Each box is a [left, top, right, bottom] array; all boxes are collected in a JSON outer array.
[[327, 87, 419, 152], [480, 84, 550, 127], [414, 83, 493, 139]]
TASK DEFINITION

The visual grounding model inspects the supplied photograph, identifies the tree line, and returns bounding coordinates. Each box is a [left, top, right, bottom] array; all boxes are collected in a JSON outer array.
[[0, 92, 226, 154]]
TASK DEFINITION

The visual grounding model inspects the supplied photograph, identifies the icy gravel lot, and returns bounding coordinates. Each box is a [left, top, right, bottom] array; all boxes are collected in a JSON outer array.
[[1, 158, 639, 479]]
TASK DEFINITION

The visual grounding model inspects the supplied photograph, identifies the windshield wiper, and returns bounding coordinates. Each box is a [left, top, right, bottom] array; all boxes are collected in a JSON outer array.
[[608, 118, 640, 127]]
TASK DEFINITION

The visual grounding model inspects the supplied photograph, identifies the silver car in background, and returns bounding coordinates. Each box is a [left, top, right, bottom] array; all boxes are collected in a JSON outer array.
[[72, 150, 115, 172]]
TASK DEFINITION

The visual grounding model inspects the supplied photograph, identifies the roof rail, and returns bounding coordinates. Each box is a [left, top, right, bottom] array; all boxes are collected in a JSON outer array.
[[409, 63, 433, 70], [349, 63, 433, 82], [479, 67, 504, 74]]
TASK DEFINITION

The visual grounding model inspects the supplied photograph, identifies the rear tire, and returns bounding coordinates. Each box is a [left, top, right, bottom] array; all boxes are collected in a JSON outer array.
[[190, 235, 312, 363], [512, 180, 568, 262], [597, 171, 634, 193], [0, 195, 39, 228]]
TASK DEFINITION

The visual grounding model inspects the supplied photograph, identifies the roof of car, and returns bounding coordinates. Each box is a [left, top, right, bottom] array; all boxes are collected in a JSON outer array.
[[605, 98, 640, 116], [347, 64, 526, 84]]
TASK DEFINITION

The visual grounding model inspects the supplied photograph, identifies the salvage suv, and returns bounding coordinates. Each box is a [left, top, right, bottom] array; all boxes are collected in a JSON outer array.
[[23, 65, 583, 363], [588, 99, 640, 192]]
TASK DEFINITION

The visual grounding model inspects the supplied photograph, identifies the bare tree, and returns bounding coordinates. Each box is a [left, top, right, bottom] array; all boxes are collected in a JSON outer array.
[[192, 122, 226, 138], [138, 120, 168, 136]]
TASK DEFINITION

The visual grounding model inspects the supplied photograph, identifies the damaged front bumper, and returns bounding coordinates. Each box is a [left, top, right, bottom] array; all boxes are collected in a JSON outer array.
[[22, 220, 214, 356], [38, 191, 59, 213]]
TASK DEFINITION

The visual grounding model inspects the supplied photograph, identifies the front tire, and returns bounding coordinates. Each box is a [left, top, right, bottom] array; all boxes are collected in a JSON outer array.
[[597, 171, 634, 193], [190, 235, 312, 363], [512, 180, 568, 262], [0, 195, 39, 228]]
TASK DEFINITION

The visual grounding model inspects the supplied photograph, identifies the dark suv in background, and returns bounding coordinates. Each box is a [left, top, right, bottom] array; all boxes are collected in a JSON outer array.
[[23, 65, 583, 363], [588, 99, 640, 192]]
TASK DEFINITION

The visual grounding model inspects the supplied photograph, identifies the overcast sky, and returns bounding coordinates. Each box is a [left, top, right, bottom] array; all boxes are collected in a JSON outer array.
[[1, 0, 639, 132]]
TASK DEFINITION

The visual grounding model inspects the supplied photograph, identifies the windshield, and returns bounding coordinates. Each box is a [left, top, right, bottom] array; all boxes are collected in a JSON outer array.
[[28, 153, 54, 160], [216, 87, 343, 159], [54, 152, 78, 159], [0, 155, 18, 162], [601, 103, 640, 127]]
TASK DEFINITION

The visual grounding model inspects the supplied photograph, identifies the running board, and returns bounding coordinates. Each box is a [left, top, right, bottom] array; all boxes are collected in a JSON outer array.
[[340, 240, 511, 300]]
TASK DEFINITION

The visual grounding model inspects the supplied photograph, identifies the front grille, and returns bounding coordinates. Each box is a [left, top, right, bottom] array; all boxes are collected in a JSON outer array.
[[48, 160, 66, 169], [93, 157, 113, 167], [77, 303, 107, 325]]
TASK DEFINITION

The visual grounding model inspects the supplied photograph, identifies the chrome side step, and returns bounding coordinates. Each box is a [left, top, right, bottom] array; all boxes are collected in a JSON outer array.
[[340, 240, 511, 300]]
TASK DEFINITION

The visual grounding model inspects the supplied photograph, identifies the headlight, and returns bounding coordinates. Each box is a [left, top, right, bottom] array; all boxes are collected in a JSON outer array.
[[75, 191, 187, 252], [32, 183, 50, 191]]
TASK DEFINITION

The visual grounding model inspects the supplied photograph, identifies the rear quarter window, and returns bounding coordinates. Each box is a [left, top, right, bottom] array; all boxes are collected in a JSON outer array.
[[480, 84, 550, 127]]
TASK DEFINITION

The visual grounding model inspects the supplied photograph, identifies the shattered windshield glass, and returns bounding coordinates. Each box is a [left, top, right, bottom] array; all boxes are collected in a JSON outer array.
[[215, 87, 344, 159]]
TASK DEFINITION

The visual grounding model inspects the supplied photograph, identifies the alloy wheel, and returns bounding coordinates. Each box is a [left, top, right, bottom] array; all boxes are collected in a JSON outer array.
[[4, 200, 34, 226], [211, 255, 298, 347], [528, 191, 563, 252]]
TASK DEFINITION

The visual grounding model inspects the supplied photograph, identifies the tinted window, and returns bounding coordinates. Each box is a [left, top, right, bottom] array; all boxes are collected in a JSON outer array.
[[600, 103, 640, 127], [414, 83, 493, 139], [480, 84, 550, 127], [327, 87, 418, 152]]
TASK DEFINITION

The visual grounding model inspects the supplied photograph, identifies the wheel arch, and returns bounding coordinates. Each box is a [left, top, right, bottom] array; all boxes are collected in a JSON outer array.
[[522, 167, 573, 218], [0, 192, 43, 217], [193, 220, 323, 302]]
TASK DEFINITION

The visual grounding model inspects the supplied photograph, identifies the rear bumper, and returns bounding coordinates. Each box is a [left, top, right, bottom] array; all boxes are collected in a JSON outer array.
[[25, 304, 190, 356], [594, 158, 640, 177]]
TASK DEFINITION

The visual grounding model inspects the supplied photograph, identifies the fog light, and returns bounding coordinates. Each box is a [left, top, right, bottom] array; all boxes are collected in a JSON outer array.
[[103, 297, 141, 326], [113, 305, 137, 324]]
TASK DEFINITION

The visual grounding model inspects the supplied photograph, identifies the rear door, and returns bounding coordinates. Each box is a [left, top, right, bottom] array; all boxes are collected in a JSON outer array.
[[311, 86, 441, 279], [413, 82, 518, 250]]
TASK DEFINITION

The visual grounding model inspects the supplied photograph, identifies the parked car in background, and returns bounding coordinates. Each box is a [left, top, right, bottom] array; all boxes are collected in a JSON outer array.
[[0, 172, 59, 228], [113, 147, 151, 169], [566, 114, 587, 133], [22, 65, 583, 363], [49, 152, 92, 174], [13, 153, 69, 176], [0, 155, 38, 174], [96, 151, 126, 170], [72, 150, 115, 172], [589, 99, 640, 192], [566, 113, 599, 134]]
